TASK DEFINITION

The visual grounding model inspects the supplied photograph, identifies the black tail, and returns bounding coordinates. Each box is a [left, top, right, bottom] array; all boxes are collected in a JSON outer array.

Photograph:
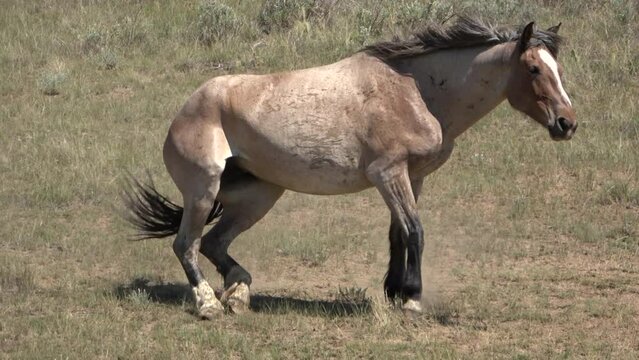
[[122, 176, 223, 239]]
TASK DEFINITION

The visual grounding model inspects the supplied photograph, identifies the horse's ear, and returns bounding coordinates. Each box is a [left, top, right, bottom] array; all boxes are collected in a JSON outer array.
[[547, 23, 561, 34], [519, 22, 535, 50]]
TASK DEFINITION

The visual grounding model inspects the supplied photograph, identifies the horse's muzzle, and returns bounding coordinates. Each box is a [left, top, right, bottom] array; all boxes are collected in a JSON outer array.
[[548, 117, 577, 140]]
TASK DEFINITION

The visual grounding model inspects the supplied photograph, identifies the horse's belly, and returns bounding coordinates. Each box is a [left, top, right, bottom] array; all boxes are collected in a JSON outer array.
[[262, 168, 370, 195], [233, 148, 371, 195]]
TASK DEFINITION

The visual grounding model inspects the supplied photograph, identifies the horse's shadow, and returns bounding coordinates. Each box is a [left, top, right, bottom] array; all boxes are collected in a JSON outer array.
[[113, 277, 193, 305], [113, 277, 372, 317], [250, 293, 371, 317]]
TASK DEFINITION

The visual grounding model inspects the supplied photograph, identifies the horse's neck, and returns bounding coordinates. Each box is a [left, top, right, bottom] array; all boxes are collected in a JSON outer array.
[[397, 43, 514, 140]]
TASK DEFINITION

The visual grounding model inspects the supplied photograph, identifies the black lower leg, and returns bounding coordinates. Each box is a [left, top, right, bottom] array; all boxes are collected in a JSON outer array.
[[200, 225, 252, 289], [213, 253, 252, 288], [402, 224, 424, 301], [384, 221, 406, 299]]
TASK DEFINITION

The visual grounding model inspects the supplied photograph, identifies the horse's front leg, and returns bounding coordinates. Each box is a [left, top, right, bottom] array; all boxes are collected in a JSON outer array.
[[368, 160, 425, 313], [384, 219, 405, 301], [384, 178, 424, 302]]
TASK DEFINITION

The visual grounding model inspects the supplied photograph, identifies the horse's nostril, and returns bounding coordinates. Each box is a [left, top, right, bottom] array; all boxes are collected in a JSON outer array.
[[557, 117, 571, 131]]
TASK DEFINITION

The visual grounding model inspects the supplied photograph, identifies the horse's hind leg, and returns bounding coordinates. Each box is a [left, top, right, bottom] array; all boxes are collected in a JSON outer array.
[[163, 113, 231, 319], [167, 170, 226, 318], [173, 189, 224, 319], [200, 167, 284, 313]]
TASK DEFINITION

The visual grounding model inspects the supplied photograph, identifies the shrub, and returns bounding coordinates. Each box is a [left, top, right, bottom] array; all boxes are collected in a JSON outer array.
[[308, 0, 339, 22], [196, 0, 240, 45], [460, 0, 540, 23], [111, 11, 150, 47], [598, 181, 639, 207], [97, 48, 118, 70], [81, 27, 105, 54], [354, 7, 388, 44], [258, 0, 314, 33], [0, 263, 34, 295], [395, 0, 454, 29], [38, 70, 67, 96]]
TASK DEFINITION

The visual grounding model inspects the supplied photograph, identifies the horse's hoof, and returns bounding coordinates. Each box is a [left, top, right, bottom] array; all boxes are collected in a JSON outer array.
[[402, 299, 423, 314], [220, 282, 250, 314], [198, 303, 224, 320], [193, 282, 225, 319]]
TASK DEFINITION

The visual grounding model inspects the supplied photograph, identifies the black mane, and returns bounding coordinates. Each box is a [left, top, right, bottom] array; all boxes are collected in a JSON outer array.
[[362, 16, 562, 62]]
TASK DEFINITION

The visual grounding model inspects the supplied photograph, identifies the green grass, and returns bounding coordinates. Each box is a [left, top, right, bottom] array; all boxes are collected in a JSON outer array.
[[1, 0, 638, 359]]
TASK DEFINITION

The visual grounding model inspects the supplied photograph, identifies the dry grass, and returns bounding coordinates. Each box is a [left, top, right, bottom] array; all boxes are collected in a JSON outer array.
[[1, 0, 638, 358]]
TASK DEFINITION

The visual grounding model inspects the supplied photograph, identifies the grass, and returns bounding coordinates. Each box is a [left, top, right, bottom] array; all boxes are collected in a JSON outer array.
[[1, 0, 638, 358]]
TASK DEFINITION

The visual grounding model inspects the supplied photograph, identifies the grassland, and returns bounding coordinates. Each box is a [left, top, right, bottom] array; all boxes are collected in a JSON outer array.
[[1, 0, 638, 358]]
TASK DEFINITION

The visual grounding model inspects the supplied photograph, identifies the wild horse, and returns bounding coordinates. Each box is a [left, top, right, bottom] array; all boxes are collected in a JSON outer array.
[[125, 17, 576, 318]]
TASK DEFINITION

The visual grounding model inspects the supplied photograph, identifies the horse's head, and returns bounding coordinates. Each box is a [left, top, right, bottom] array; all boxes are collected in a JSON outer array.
[[506, 22, 576, 141]]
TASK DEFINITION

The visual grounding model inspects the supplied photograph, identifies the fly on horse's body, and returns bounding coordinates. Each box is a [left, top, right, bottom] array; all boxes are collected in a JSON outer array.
[[125, 17, 576, 318]]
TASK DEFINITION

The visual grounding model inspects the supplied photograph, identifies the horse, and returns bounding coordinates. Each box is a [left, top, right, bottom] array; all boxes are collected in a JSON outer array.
[[124, 17, 576, 319]]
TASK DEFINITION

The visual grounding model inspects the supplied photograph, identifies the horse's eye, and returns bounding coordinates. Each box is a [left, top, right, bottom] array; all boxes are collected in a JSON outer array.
[[529, 66, 540, 75]]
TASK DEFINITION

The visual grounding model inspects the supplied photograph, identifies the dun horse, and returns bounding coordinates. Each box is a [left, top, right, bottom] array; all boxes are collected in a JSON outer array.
[[125, 17, 576, 318]]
